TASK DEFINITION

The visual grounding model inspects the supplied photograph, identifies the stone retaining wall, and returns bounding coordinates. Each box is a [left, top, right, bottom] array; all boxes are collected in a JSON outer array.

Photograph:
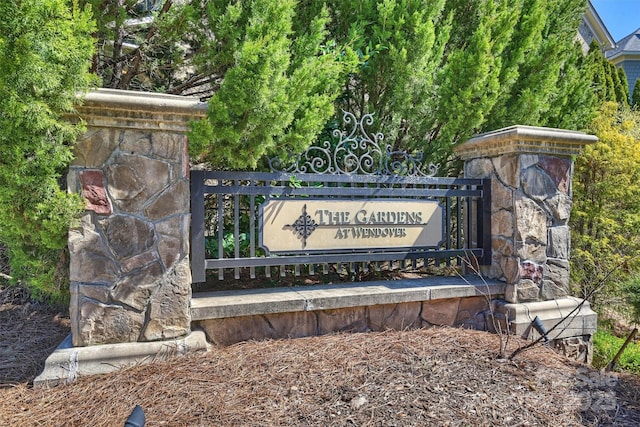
[[64, 91, 598, 368], [191, 277, 505, 346], [198, 296, 491, 346]]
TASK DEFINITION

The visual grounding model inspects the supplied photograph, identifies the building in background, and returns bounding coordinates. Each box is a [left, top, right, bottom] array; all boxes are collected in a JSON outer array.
[[606, 28, 640, 100], [580, 1, 640, 102], [579, 1, 615, 54]]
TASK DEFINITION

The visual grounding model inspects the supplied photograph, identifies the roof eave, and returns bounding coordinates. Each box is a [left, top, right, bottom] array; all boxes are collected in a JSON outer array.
[[608, 51, 640, 63], [585, 1, 616, 50]]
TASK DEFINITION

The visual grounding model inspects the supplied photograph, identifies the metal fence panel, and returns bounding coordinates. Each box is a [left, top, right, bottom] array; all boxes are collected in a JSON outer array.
[[190, 170, 490, 284], [190, 112, 491, 286]]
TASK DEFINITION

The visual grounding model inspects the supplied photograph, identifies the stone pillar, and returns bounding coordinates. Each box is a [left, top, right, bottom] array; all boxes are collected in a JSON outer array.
[[455, 126, 599, 363], [67, 89, 207, 346], [454, 126, 597, 304]]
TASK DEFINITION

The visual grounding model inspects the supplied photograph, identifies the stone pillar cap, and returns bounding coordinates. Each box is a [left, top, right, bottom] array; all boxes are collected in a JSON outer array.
[[72, 88, 208, 132], [80, 88, 208, 113], [455, 125, 598, 160]]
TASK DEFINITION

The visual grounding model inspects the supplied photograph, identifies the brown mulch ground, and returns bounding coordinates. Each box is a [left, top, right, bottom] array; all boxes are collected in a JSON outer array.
[[2, 286, 640, 426], [0, 286, 70, 385]]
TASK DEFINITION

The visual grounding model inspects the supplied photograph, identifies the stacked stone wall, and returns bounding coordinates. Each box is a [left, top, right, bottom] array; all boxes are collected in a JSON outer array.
[[67, 90, 206, 346], [455, 126, 598, 304], [465, 154, 573, 303]]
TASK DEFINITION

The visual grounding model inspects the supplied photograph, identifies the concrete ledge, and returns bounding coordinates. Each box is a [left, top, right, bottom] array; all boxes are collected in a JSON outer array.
[[34, 330, 210, 387], [191, 276, 505, 321], [493, 297, 597, 341], [81, 88, 208, 115]]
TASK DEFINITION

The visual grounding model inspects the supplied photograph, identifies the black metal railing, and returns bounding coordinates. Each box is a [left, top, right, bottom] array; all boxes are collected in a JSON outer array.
[[190, 170, 490, 283], [190, 112, 491, 286]]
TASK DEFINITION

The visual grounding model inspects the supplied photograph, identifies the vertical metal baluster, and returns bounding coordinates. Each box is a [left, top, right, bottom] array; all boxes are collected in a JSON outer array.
[[458, 188, 464, 267], [348, 179, 355, 275], [234, 180, 240, 280], [377, 179, 384, 272], [249, 181, 256, 279], [323, 179, 329, 276], [264, 179, 271, 279], [445, 192, 452, 267], [462, 188, 470, 275], [218, 181, 224, 281], [306, 180, 313, 277], [280, 178, 286, 278], [412, 182, 418, 270]]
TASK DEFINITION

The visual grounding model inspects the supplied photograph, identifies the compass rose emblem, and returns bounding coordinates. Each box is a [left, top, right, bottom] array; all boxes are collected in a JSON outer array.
[[288, 204, 318, 248]]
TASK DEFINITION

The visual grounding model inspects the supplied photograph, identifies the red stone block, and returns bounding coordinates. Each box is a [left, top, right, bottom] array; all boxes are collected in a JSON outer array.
[[538, 156, 571, 194], [79, 169, 112, 215]]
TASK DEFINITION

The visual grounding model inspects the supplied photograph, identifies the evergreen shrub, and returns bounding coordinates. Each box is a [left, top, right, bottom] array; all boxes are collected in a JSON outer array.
[[0, 0, 95, 303]]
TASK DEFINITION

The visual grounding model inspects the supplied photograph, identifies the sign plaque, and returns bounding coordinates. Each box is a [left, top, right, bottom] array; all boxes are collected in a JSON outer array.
[[260, 199, 444, 253]]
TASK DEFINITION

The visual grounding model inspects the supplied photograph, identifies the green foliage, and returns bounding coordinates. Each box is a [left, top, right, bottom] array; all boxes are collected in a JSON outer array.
[[614, 66, 630, 105], [585, 42, 629, 106], [478, 0, 594, 130], [188, 0, 356, 169], [0, 0, 95, 302], [593, 330, 640, 374], [570, 103, 640, 303], [205, 233, 250, 259], [83, 0, 356, 169], [321, 0, 595, 168], [319, 0, 451, 154], [633, 79, 640, 108], [88, 0, 596, 172], [623, 275, 640, 324]]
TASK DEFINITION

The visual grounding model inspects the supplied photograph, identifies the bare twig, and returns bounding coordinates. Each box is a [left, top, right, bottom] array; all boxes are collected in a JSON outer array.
[[606, 327, 638, 371], [457, 253, 510, 358], [117, 0, 174, 89], [508, 257, 637, 360]]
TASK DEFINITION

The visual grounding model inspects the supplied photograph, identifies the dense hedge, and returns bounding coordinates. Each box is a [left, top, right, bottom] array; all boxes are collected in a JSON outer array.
[[0, 0, 95, 303]]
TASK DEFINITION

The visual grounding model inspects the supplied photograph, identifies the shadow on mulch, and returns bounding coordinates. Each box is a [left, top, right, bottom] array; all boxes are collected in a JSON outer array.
[[0, 286, 70, 386]]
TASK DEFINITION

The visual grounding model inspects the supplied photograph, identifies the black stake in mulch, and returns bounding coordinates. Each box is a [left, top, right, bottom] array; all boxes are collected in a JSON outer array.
[[124, 405, 145, 427]]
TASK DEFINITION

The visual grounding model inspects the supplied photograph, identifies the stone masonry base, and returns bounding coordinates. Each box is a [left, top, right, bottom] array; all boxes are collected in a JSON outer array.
[[36, 282, 598, 384], [192, 277, 504, 345], [490, 297, 598, 363], [34, 331, 210, 387]]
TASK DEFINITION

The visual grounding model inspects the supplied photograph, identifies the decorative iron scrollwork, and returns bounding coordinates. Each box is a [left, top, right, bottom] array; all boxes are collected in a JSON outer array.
[[268, 111, 438, 176]]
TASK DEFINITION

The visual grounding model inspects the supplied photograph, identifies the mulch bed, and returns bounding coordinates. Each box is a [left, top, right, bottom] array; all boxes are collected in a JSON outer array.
[[1, 285, 640, 426], [0, 286, 70, 385]]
